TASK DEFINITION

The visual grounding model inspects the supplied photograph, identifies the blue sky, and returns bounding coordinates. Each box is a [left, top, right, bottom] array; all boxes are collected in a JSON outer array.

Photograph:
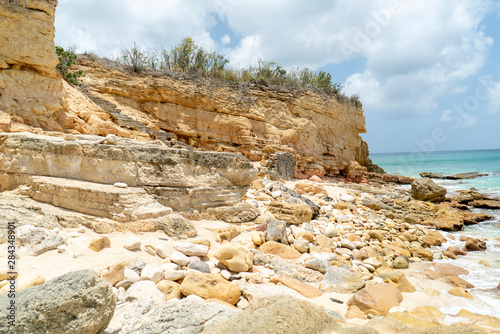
[[54, 0, 500, 153]]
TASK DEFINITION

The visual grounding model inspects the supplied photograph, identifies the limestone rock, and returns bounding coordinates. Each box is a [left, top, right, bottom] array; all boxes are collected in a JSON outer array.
[[270, 276, 322, 298], [102, 262, 126, 286], [378, 271, 416, 293], [155, 280, 181, 301], [214, 244, 253, 272], [268, 201, 312, 225], [203, 295, 339, 334], [410, 178, 447, 202], [140, 264, 164, 283], [104, 295, 239, 334], [265, 218, 288, 244], [173, 242, 209, 257], [392, 257, 409, 269], [0, 132, 255, 210], [268, 151, 297, 180], [126, 281, 165, 305], [259, 241, 301, 260], [170, 251, 190, 266], [88, 236, 111, 252], [180, 271, 241, 305], [448, 287, 473, 299], [293, 237, 310, 253], [320, 267, 365, 293], [468, 199, 500, 209], [188, 260, 211, 273], [464, 237, 487, 251], [347, 283, 403, 315], [294, 181, 328, 197], [205, 202, 259, 223], [16, 225, 64, 256], [0, 269, 116, 334], [123, 236, 141, 251]]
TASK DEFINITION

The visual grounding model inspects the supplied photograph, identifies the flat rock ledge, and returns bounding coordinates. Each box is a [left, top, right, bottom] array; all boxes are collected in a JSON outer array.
[[0, 132, 256, 212]]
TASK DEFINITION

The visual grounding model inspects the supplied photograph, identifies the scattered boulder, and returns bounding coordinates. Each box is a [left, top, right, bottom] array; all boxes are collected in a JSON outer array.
[[267, 201, 312, 225], [259, 241, 301, 260], [88, 236, 111, 252], [102, 262, 126, 286], [268, 151, 297, 180], [448, 287, 473, 299], [214, 243, 253, 272], [270, 276, 322, 298], [377, 271, 416, 293], [392, 257, 409, 269], [294, 181, 328, 197], [126, 280, 165, 305], [203, 295, 339, 334], [188, 261, 211, 273], [173, 242, 209, 257], [320, 267, 365, 293], [464, 237, 487, 251], [16, 225, 64, 256], [468, 199, 500, 209], [410, 178, 447, 202], [0, 270, 116, 334], [205, 202, 259, 223], [180, 271, 241, 305], [155, 280, 181, 301], [265, 218, 288, 244], [347, 283, 403, 315]]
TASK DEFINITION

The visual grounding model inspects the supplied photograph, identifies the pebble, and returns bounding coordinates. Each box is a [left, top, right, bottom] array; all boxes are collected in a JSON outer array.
[[324, 224, 338, 238], [68, 232, 80, 238], [163, 267, 185, 281], [76, 227, 85, 233], [220, 269, 232, 280], [106, 134, 118, 144], [173, 242, 209, 257], [113, 182, 128, 188], [57, 245, 68, 253], [155, 244, 170, 259], [340, 239, 356, 250], [143, 244, 156, 256], [188, 260, 211, 273], [140, 264, 164, 283], [123, 236, 141, 251], [170, 251, 190, 266], [124, 268, 140, 283]]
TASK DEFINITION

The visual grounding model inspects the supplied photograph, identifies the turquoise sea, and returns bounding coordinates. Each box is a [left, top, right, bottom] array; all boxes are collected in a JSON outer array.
[[371, 149, 500, 317]]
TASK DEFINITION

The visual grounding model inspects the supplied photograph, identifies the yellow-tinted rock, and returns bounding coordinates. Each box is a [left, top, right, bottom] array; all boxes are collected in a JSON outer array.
[[259, 241, 302, 260], [347, 283, 403, 315], [270, 276, 322, 298], [156, 280, 181, 301], [180, 271, 241, 305], [378, 271, 416, 293], [345, 305, 366, 320], [214, 243, 253, 272], [102, 262, 126, 286], [88, 236, 111, 252], [448, 287, 473, 299]]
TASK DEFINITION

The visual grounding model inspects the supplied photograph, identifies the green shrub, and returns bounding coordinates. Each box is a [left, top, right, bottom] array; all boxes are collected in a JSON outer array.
[[119, 37, 351, 99], [55, 46, 85, 85]]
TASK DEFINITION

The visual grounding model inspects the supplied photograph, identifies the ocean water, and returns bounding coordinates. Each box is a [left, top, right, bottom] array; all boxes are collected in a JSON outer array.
[[371, 149, 500, 317]]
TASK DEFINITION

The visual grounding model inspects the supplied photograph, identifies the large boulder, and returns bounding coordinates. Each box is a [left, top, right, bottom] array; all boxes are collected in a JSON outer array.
[[104, 295, 239, 334], [203, 295, 339, 334], [0, 269, 116, 334], [410, 178, 447, 202], [204, 202, 259, 223], [347, 283, 403, 315], [464, 237, 487, 251]]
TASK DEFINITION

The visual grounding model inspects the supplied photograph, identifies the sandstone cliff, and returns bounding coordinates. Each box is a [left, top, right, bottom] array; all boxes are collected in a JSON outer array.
[[0, 0, 374, 178], [0, 0, 138, 137], [76, 57, 371, 177]]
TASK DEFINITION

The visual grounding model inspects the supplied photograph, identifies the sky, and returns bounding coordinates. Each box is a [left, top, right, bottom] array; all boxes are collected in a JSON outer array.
[[54, 0, 500, 154]]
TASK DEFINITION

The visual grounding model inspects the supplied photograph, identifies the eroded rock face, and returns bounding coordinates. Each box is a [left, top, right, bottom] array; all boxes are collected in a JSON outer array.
[[76, 57, 371, 177], [0, 132, 256, 211]]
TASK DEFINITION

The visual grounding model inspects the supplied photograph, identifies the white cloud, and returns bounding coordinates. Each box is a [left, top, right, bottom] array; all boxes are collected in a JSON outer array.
[[221, 34, 231, 45], [438, 109, 477, 129], [54, 0, 494, 121], [486, 79, 500, 114]]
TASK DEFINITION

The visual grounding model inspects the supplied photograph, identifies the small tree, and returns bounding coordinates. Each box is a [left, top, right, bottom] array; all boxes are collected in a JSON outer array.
[[121, 42, 148, 72]]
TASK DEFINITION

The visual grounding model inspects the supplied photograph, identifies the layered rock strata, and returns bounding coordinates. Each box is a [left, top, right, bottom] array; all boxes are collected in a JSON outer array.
[[76, 57, 373, 177], [0, 132, 256, 212]]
